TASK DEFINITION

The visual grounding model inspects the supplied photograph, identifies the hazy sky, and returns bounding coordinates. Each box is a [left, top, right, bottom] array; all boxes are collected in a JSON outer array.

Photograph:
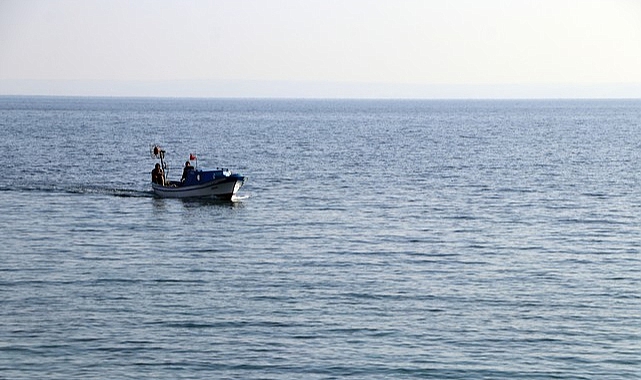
[[1, 0, 640, 98]]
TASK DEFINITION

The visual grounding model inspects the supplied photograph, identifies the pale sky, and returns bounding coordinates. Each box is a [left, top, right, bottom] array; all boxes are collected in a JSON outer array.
[[1, 0, 641, 98]]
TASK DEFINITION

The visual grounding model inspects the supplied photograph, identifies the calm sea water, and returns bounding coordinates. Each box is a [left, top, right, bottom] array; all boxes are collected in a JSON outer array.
[[1, 97, 640, 379]]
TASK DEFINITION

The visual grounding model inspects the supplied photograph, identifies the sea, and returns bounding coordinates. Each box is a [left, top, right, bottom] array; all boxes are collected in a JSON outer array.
[[0, 96, 640, 379]]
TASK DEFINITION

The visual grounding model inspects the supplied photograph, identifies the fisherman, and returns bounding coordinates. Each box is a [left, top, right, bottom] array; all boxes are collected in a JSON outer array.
[[181, 160, 194, 182], [151, 163, 165, 185]]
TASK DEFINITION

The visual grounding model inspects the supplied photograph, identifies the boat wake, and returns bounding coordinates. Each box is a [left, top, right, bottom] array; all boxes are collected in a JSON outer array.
[[0, 184, 154, 198], [231, 194, 250, 202], [0, 180, 250, 202], [96, 188, 155, 198]]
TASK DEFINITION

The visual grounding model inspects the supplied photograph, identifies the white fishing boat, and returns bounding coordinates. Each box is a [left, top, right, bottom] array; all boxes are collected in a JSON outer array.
[[150, 145, 245, 200]]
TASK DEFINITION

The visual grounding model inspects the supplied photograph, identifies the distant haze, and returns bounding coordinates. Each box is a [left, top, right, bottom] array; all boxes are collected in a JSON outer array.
[[1, 0, 640, 98]]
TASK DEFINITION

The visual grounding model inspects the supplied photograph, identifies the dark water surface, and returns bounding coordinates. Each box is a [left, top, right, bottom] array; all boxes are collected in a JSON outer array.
[[1, 97, 640, 379]]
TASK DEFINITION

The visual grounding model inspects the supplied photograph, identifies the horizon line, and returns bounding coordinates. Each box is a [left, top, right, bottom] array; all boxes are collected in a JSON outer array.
[[1, 79, 640, 100]]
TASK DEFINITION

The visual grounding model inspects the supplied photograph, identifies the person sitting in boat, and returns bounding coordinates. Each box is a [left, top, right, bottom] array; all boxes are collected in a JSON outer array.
[[151, 163, 165, 185], [181, 161, 194, 182]]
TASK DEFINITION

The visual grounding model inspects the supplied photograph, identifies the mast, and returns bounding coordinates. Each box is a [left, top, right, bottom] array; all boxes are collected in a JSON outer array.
[[159, 149, 167, 184], [152, 145, 168, 184]]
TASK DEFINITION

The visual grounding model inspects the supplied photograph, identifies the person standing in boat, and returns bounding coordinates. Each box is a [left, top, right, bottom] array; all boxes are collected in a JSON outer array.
[[181, 160, 194, 182], [151, 163, 165, 186]]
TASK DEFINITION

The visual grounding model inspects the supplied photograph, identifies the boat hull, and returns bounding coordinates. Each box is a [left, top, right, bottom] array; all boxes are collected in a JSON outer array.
[[152, 175, 244, 200]]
